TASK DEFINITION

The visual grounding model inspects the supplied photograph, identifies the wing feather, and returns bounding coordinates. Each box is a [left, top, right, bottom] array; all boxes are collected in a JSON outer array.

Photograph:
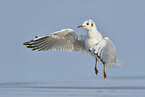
[[24, 29, 87, 53], [90, 37, 121, 67]]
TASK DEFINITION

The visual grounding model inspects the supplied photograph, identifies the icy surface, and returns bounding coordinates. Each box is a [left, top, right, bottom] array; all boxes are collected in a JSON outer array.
[[0, 77, 145, 97]]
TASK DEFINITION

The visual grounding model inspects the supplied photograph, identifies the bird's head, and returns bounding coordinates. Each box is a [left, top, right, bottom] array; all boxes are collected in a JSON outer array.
[[77, 19, 96, 31]]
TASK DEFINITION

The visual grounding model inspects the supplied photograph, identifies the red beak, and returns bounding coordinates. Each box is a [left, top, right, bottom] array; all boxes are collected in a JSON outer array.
[[77, 25, 84, 28]]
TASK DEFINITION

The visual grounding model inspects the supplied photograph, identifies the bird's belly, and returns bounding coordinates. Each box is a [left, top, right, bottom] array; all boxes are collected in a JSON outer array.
[[85, 39, 98, 50], [85, 39, 98, 57]]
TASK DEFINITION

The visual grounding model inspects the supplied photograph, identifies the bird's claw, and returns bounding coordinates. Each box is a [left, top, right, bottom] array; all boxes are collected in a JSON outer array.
[[94, 67, 99, 75], [104, 72, 107, 79]]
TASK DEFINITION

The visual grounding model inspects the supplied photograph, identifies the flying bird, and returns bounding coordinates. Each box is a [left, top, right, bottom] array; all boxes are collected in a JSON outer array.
[[23, 19, 121, 79]]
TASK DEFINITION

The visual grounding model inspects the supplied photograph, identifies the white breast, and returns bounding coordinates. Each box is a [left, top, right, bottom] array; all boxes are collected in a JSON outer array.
[[85, 38, 99, 50]]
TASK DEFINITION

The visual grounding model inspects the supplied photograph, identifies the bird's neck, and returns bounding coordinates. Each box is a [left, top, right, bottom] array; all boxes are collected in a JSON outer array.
[[87, 28, 103, 41]]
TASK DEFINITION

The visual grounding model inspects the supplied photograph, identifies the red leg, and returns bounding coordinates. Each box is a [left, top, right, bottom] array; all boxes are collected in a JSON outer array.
[[94, 58, 98, 75], [103, 64, 107, 79]]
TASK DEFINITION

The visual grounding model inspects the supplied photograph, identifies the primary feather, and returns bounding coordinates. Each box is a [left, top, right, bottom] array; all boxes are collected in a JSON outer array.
[[24, 29, 87, 53]]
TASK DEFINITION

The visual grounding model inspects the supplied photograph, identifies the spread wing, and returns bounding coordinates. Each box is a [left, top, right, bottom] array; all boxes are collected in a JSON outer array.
[[23, 29, 87, 53], [89, 37, 121, 67]]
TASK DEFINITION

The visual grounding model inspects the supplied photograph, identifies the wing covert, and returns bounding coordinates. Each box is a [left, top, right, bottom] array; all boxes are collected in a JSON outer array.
[[23, 29, 87, 53], [89, 37, 117, 65]]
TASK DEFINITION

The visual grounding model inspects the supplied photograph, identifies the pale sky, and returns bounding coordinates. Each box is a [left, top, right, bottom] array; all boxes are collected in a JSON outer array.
[[0, 0, 145, 82]]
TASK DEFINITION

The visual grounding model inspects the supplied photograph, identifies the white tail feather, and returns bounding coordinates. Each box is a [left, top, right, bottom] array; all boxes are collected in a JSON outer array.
[[107, 59, 122, 67]]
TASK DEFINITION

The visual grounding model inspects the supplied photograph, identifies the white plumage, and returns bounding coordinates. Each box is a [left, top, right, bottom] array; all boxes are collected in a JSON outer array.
[[24, 29, 86, 53], [24, 19, 121, 79]]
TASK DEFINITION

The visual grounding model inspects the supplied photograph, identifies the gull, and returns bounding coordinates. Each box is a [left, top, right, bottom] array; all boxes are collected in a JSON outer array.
[[23, 19, 121, 79]]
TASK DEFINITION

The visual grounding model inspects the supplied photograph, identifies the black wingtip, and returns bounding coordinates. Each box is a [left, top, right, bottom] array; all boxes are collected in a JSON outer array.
[[26, 45, 33, 48], [100, 58, 105, 64], [23, 39, 34, 45], [23, 41, 31, 45], [35, 36, 38, 38]]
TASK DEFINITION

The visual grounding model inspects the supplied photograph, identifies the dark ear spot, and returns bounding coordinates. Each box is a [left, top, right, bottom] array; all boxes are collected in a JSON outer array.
[[91, 23, 93, 27]]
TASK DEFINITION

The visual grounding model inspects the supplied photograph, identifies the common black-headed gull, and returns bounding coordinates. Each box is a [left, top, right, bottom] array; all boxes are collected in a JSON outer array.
[[24, 19, 121, 79]]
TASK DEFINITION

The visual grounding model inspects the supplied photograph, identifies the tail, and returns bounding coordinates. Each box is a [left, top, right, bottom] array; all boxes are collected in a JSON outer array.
[[107, 59, 122, 67], [115, 59, 122, 67]]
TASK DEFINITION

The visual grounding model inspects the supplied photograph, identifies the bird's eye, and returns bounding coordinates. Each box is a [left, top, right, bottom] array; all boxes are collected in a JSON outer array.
[[91, 23, 93, 27], [86, 23, 89, 25]]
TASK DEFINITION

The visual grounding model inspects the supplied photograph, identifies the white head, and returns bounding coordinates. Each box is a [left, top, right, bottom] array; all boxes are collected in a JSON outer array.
[[78, 19, 97, 31]]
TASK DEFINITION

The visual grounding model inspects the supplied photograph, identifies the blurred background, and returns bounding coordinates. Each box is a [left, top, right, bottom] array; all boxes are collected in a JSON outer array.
[[0, 0, 145, 83]]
